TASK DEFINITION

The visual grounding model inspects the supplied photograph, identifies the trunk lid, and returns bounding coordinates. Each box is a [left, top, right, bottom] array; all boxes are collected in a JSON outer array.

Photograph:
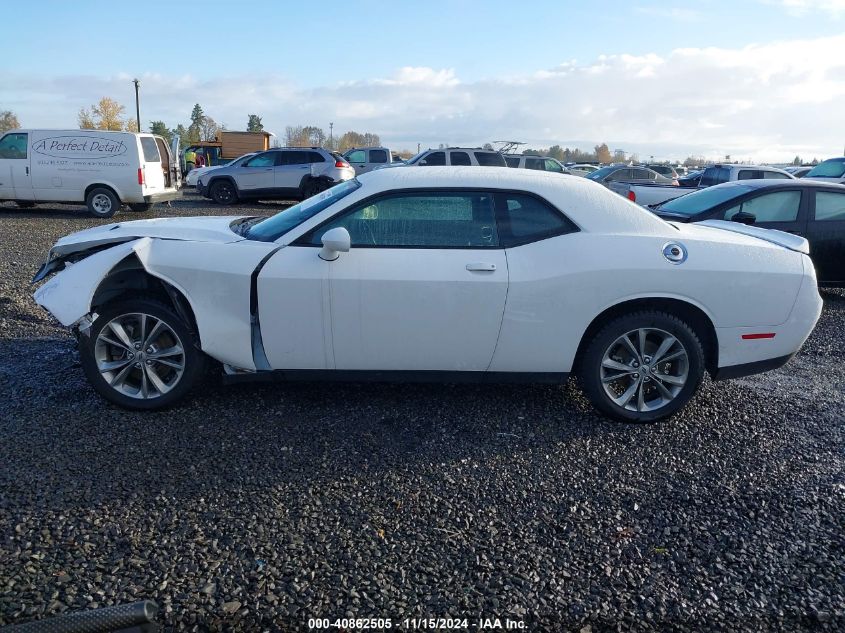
[[692, 219, 809, 254]]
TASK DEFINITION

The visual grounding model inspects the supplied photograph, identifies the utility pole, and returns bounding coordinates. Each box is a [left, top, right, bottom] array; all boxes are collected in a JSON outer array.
[[329, 122, 334, 150], [132, 79, 141, 132]]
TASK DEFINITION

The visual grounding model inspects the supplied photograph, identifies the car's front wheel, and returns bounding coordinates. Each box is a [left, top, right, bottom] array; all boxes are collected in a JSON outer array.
[[580, 311, 705, 422], [79, 299, 205, 410]]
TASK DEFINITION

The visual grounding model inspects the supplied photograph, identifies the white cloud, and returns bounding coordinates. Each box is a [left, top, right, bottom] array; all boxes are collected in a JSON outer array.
[[2, 34, 845, 162]]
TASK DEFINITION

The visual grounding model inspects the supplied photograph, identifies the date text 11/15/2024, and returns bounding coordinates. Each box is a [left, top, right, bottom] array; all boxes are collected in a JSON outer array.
[[308, 617, 527, 629]]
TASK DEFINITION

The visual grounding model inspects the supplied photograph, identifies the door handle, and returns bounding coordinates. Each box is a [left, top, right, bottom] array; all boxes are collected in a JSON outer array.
[[466, 263, 496, 272]]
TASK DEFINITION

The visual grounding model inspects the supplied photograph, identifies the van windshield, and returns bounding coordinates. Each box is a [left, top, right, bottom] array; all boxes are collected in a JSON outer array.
[[245, 179, 362, 241]]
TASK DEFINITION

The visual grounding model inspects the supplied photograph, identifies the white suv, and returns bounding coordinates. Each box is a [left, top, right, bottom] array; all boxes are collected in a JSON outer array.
[[406, 148, 506, 167]]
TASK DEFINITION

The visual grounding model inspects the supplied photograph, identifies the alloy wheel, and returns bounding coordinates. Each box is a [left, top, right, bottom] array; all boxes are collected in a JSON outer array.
[[599, 327, 689, 413], [94, 312, 186, 399]]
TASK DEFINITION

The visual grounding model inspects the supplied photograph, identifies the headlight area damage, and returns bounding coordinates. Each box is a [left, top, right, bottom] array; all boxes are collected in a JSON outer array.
[[34, 238, 154, 330]]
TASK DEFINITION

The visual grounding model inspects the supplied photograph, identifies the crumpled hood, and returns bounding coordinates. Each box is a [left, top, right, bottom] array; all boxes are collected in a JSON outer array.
[[49, 215, 247, 257]]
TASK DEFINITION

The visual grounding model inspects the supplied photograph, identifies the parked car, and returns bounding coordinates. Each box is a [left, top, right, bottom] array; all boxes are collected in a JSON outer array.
[[33, 167, 821, 422], [805, 157, 845, 185], [588, 165, 676, 189], [197, 147, 354, 204], [406, 148, 506, 167], [186, 152, 256, 187], [610, 164, 795, 207], [504, 154, 568, 173], [653, 179, 845, 285], [342, 146, 402, 175], [567, 164, 599, 177], [784, 166, 813, 178], [646, 164, 680, 179], [0, 129, 180, 217]]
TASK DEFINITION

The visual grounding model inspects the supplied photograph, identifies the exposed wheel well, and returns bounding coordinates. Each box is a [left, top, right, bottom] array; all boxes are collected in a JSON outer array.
[[207, 175, 238, 191], [89, 255, 200, 344], [84, 184, 121, 204], [573, 298, 718, 377]]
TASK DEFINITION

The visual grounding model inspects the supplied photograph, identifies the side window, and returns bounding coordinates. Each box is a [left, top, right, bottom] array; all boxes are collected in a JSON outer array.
[[632, 169, 652, 180], [496, 193, 577, 247], [544, 159, 564, 173], [283, 151, 310, 166], [737, 170, 761, 180], [475, 152, 506, 166], [305, 192, 498, 248], [450, 152, 471, 166], [815, 192, 845, 221], [725, 191, 801, 222], [369, 149, 388, 163], [346, 149, 366, 163], [505, 157, 520, 168], [140, 137, 160, 162], [764, 171, 791, 180], [525, 158, 544, 170], [420, 151, 445, 166], [244, 152, 278, 167], [308, 152, 326, 163], [0, 133, 28, 159]]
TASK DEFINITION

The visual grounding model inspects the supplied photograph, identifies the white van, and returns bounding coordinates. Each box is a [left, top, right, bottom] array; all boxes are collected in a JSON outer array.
[[0, 129, 181, 218]]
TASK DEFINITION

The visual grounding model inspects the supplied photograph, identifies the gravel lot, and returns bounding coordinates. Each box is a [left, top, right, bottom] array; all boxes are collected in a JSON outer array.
[[1, 196, 843, 632]]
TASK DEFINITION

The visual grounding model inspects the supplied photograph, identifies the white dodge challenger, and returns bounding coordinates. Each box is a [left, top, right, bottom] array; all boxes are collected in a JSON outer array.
[[33, 167, 822, 422]]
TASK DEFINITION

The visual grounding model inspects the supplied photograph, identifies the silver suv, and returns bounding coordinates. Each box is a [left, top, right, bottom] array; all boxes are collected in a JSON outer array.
[[406, 148, 506, 167], [198, 147, 355, 204]]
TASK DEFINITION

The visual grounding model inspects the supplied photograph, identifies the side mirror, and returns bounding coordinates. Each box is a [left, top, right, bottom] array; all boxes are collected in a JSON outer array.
[[319, 227, 351, 261], [731, 211, 757, 225]]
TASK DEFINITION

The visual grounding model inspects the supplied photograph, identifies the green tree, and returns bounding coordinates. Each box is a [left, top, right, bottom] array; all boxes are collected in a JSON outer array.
[[188, 104, 204, 143], [247, 114, 264, 132], [171, 124, 191, 149], [0, 110, 20, 133], [547, 145, 564, 161], [150, 121, 172, 143], [792, 155, 802, 166]]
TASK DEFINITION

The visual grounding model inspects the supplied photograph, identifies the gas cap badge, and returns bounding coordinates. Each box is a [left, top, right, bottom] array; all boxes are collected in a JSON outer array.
[[662, 242, 687, 264]]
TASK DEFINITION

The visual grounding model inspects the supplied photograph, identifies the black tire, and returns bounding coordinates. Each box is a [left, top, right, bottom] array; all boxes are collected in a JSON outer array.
[[86, 187, 120, 218], [209, 179, 238, 205], [15, 201, 37, 208], [128, 203, 155, 213], [79, 299, 206, 410], [579, 311, 705, 423], [300, 178, 319, 200]]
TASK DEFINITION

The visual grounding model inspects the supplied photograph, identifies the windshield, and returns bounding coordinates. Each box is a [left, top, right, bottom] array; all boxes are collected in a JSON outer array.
[[406, 151, 427, 165], [228, 153, 256, 167], [246, 179, 362, 241], [657, 183, 752, 215], [807, 159, 845, 178], [586, 166, 616, 180]]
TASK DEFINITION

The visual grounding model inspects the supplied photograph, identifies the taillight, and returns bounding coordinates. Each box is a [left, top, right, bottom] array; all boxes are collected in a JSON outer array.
[[138, 168, 145, 185], [627, 190, 636, 202], [335, 160, 349, 168], [672, 179, 679, 186]]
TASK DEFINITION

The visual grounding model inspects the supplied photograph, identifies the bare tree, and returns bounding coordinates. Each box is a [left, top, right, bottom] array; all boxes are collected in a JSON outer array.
[[199, 116, 219, 142]]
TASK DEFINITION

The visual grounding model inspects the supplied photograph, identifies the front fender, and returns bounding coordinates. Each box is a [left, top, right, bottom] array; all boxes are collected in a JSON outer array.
[[33, 238, 152, 328]]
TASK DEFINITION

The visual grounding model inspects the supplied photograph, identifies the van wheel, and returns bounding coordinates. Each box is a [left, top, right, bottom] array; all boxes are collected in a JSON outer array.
[[86, 188, 120, 218], [210, 180, 238, 205], [128, 203, 155, 213]]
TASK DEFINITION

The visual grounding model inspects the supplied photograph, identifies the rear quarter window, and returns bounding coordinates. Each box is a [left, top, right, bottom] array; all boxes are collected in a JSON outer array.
[[496, 192, 578, 247], [474, 152, 506, 167], [140, 137, 160, 162]]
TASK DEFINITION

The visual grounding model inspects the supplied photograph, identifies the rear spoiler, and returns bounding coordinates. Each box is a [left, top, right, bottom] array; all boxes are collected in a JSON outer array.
[[696, 220, 809, 254]]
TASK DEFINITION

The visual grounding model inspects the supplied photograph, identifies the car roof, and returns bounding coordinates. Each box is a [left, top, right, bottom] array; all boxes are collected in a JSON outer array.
[[354, 166, 673, 236], [704, 179, 845, 192]]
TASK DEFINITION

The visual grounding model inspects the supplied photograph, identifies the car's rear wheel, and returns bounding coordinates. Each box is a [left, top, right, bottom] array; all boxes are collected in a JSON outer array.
[[86, 187, 119, 218], [128, 203, 155, 212], [79, 299, 205, 410], [210, 180, 238, 205], [580, 311, 705, 422]]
